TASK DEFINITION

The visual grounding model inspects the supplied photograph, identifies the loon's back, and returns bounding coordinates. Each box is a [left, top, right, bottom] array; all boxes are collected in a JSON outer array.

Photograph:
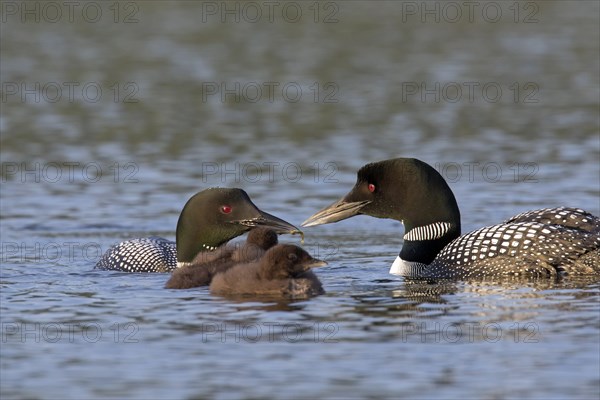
[[425, 207, 600, 279], [95, 237, 177, 273]]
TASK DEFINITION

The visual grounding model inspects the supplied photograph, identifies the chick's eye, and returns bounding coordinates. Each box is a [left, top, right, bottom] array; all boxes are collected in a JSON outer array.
[[221, 205, 232, 214], [287, 253, 298, 261], [368, 183, 376, 193]]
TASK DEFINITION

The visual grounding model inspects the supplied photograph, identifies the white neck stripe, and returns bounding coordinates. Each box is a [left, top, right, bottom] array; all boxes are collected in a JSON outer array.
[[403, 222, 452, 241], [176, 261, 193, 269], [177, 245, 217, 268]]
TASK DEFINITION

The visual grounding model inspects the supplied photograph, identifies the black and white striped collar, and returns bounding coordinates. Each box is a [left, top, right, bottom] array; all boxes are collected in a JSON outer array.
[[403, 222, 453, 241]]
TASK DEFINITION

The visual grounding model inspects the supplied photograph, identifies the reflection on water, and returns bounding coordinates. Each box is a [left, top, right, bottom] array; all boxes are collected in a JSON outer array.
[[1, 1, 599, 399]]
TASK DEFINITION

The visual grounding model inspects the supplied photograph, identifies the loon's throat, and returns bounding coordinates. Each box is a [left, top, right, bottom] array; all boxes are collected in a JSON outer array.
[[400, 222, 460, 264]]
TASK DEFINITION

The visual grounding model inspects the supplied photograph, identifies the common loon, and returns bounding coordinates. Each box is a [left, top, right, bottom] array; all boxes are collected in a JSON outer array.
[[302, 158, 600, 279], [95, 188, 299, 273], [210, 244, 326, 298], [165, 227, 278, 289]]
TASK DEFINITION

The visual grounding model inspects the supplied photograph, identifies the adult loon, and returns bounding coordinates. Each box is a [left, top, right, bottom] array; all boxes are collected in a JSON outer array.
[[95, 188, 300, 273], [165, 227, 278, 289], [210, 244, 326, 298], [302, 158, 600, 279]]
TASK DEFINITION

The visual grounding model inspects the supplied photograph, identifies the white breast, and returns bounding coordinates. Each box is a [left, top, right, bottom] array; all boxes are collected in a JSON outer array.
[[389, 256, 425, 276]]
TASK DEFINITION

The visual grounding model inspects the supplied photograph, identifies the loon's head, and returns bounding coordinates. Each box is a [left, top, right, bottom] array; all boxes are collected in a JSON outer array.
[[302, 158, 460, 230], [302, 158, 462, 264], [176, 188, 300, 263], [260, 244, 327, 280]]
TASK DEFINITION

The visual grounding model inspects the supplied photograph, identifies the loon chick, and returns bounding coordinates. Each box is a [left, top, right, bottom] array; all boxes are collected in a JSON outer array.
[[165, 228, 278, 289], [95, 188, 299, 273], [210, 244, 326, 298], [302, 158, 600, 279]]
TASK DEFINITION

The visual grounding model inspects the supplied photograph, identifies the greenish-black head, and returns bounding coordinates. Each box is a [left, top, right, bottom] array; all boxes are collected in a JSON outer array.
[[176, 188, 300, 263]]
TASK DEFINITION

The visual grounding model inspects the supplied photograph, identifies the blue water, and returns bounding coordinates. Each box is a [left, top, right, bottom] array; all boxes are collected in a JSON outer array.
[[1, 2, 599, 399]]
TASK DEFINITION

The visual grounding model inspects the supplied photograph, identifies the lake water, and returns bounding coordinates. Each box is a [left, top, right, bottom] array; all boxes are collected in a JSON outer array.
[[1, 1, 599, 399]]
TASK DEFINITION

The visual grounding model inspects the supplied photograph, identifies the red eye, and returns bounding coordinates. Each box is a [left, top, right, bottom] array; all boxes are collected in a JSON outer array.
[[368, 183, 375, 193], [221, 205, 232, 214]]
